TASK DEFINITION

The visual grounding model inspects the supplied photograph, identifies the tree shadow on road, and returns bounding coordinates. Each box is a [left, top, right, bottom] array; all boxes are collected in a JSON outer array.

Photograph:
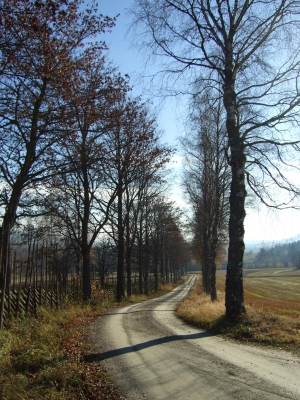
[[83, 331, 213, 362], [101, 309, 179, 315]]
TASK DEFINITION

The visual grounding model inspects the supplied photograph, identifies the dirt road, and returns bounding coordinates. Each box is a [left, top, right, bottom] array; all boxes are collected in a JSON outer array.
[[89, 276, 300, 399]]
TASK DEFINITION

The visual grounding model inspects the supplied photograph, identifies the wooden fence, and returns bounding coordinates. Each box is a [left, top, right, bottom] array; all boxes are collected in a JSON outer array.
[[0, 281, 83, 327], [0, 236, 183, 327]]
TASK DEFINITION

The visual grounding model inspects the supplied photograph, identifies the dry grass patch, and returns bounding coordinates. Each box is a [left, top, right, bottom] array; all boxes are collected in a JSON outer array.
[[176, 278, 225, 329], [0, 279, 186, 399], [0, 303, 125, 400], [124, 279, 187, 305], [176, 275, 300, 354]]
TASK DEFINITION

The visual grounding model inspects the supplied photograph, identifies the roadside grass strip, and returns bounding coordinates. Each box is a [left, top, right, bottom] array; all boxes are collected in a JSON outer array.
[[176, 271, 300, 354]]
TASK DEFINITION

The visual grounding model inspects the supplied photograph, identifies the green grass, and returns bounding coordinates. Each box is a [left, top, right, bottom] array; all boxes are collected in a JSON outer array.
[[0, 305, 112, 400]]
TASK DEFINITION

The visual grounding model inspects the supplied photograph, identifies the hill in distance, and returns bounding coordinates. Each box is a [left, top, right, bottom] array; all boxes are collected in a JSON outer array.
[[245, 234, 300, 252]]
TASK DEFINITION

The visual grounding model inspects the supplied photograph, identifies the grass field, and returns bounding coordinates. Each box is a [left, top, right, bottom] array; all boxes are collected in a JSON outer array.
[[176, 269, 300, 353], [217, 268, 300, 318]]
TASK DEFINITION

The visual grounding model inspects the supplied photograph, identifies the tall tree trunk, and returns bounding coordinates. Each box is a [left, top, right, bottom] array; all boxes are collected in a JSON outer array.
[[138, 215, 143, 294], [202, 229, 210, 294], [166, 256, 170, 283], [0, 183, 26, 327], [144, 197, 149, 295], [144, 254, 149, 295], [160, 228, 165, 282], [224, 56, 246, 318], [225, 146, 246, 317], [209, 238, 218, 302], [82, 246, 91, 300], [0, 80, 46, 325], [125, 210, 133, 297], [126, 246, 132, 297], [82, 158, 91, 300], [209, 185, 221, 302], [138, 237, 143, 295], [0, 224, 10, 328], [116, 181, 125, 301], [154, 256, 159, 291]]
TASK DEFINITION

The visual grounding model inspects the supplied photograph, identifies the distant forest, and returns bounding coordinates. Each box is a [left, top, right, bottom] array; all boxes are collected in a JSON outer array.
[[244, 241, 300, 269]]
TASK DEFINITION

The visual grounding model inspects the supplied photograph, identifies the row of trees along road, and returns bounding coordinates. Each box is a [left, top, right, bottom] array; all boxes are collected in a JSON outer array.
[[131, 0, 300, 318], [181, 90, 230, 302], [0, 0, 190, 323]]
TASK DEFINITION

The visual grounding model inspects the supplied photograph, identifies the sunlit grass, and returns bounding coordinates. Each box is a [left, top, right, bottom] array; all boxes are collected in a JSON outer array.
[[0, 304, 100, 399], [120, 279, 187, 305], [176, 278, 225, 329], [176, 272, 300, 353], [217, 272, 300, 317]]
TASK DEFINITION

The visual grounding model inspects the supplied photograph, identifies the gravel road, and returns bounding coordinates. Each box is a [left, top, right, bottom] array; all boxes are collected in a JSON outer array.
[[89, 276, 300, 400]]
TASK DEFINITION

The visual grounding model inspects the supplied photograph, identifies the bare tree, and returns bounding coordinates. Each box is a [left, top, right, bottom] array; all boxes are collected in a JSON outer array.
[[0, 0, 116, 323], [40, 54, 130, 299], [145, 198, 188, 284], [131, 0, 300, 317], [93, 238, 117, 286], [103, 98, 173, 300], [123, 171, 169, 296], [182, 90, 230, 301]]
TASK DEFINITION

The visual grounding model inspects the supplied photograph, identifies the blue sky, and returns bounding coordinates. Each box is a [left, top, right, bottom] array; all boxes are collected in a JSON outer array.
[[98, 1, 300, 244], [100, 2, 138, 79], [100, 1, 184, 145]]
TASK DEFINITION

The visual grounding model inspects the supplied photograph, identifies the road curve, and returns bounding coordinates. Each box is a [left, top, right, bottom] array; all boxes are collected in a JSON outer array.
[[88, 276, 300, 400]]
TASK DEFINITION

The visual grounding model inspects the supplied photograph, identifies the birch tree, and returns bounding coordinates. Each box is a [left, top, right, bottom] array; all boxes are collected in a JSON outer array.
[[182, 91, 230, 301], [131, 0, 300, 317]]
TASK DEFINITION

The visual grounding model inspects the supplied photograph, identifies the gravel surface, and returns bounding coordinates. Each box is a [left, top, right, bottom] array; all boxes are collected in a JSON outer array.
[[89, 276, 300, 400]]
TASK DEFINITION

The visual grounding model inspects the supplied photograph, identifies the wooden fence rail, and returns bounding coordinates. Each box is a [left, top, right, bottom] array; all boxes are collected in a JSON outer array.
[[0, 284, 84, 327]]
